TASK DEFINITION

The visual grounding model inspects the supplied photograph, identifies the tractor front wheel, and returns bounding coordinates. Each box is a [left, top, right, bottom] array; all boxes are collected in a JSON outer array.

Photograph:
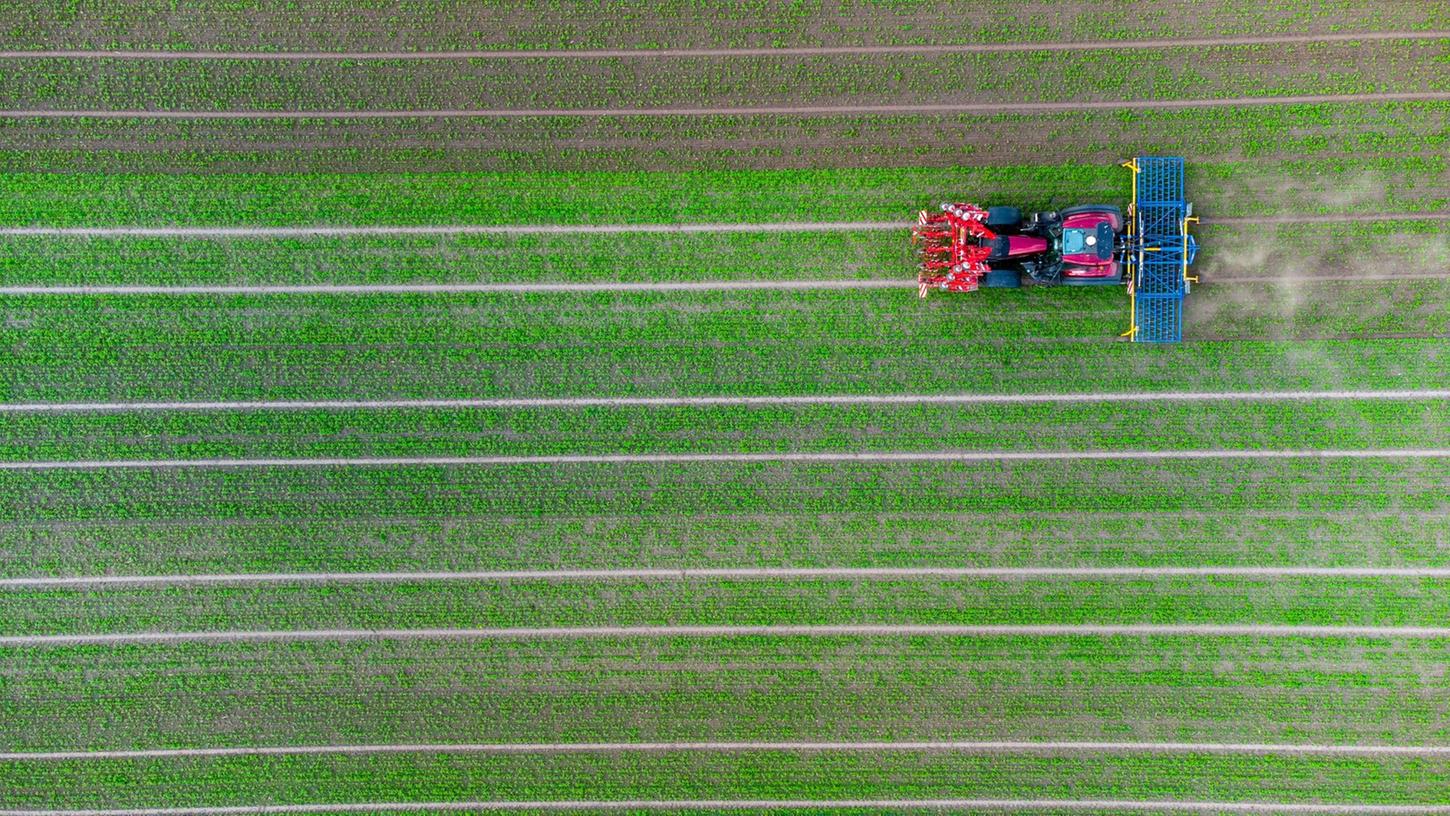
[[985, 206, 1023, 233]]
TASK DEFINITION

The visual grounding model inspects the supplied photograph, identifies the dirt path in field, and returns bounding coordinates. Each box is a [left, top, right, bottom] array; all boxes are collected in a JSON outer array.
[[3, 31, 1442, 59], [5, 92, 1448, 118], [6, 623, 1450, 646]]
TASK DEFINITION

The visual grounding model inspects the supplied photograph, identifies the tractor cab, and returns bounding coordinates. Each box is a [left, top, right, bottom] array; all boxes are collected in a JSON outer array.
[[1058, 211, 1124, 283], [1061, 221, 1115, 261]]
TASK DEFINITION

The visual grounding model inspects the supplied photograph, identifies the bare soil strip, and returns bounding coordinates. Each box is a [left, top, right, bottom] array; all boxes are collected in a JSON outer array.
[[3, 92, 1448, 118], [1, 213, 1441, 240], [4, 449, 1449, 471], [6, 624, 1450, 646], [5, 801, 1450, 816], [7, 740, 1450, 762], [1, 31, 1443, 60], [9, 566, 1450, 589]]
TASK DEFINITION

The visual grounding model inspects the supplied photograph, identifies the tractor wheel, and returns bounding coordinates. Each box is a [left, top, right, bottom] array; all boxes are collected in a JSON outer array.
[[985, 206, 1023, 232], [983, 268, 1022, 289]]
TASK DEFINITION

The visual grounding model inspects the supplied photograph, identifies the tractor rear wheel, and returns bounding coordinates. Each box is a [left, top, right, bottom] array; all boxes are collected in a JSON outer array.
[[985, 206, 1023, 233], [984, 268, 1022, 289]]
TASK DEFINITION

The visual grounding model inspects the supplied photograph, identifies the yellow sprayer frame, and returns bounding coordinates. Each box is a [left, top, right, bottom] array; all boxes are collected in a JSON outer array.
[[1119, 157, 1193, 341], [1119, 158, 1140, 341]]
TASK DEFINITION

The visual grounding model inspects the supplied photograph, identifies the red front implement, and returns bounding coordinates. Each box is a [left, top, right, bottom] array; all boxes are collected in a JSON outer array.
[[912, 203, 995, 297]]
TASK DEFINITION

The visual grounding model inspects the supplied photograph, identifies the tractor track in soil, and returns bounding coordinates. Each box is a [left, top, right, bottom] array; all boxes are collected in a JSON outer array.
[[4, 92, 1449, 119], [0, 31, 1442, 60]]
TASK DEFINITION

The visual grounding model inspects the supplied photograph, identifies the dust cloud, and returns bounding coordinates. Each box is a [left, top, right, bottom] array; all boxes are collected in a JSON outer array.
[[1186, 163, 1447, 342]]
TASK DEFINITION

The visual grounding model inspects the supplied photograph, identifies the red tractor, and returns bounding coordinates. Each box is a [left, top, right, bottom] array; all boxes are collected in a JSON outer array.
[[914, 157, 1199, 343], [913, 202, 1127, 295]]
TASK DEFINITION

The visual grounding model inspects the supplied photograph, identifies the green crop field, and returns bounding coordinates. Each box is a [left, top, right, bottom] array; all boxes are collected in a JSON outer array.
[[2, 2, 1449, 814]]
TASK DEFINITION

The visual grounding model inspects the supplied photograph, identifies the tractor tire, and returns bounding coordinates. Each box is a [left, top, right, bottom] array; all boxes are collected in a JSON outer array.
[[983, 268, 1022, 289], [985, 206, 1023, 232]]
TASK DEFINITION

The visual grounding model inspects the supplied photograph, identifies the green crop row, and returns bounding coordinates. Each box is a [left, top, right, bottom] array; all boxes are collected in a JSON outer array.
[[3, 290, 1447, 402], [6, 456, 1449, 522], [4, 40, 1443, 112], [3, 278, 1443, 344], [8, 510, 1447, 577], [9, 574, 1450, 636], [3, 398, 1447, 462], [0, 163, 1125, 225], [2, 102, 1446, 172], [2, 157, 1441, 227], [6, 751, 1448, 808], [0, 230, 909, 286], [5, 636, 1448, 751], [2, 286, 1125, 347]]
